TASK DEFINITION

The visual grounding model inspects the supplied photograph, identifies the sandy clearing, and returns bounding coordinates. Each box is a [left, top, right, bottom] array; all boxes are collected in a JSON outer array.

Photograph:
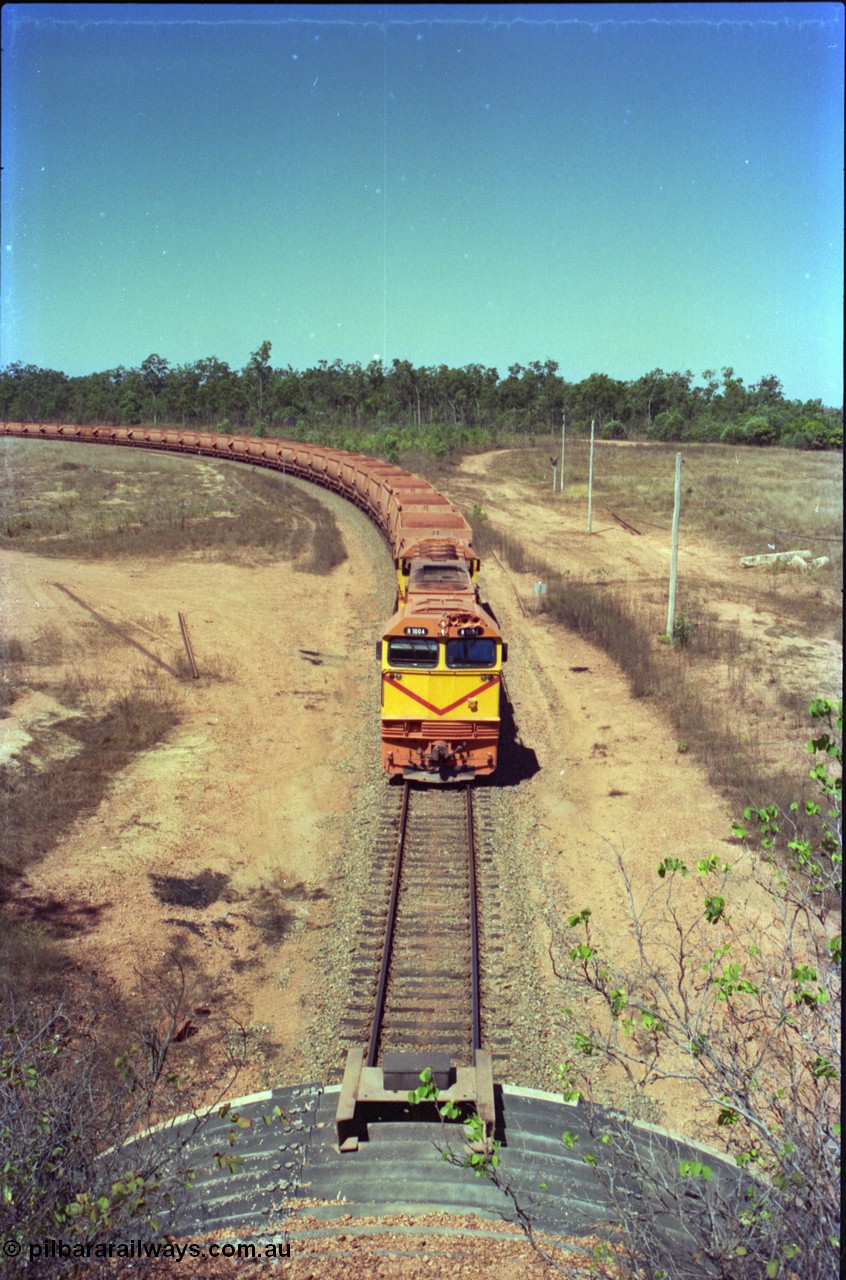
[[2, 485, 391, 1097]]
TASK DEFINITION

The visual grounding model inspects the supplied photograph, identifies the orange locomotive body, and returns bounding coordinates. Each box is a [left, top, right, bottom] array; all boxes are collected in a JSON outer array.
[[1, 421, 506, 781], [378, 556, 504, 781]]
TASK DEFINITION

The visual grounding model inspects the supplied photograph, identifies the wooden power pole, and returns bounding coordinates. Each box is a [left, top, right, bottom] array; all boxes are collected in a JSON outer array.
[[666, 452, 682, 639], [587, 418, 595, 532]]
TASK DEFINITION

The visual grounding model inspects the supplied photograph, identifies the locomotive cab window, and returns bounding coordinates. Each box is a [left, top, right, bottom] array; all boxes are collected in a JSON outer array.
[[387, 637, 439, 668], [445, 637, 497, 668]]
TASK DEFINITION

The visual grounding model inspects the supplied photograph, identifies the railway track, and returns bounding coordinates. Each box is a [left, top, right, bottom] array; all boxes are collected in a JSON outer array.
[[340, 783, 505, 1073], [370, 782, 480, 1065]]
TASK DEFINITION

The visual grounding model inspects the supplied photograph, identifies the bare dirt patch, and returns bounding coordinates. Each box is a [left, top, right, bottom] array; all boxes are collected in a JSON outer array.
[[1, 442, 391, 1106]]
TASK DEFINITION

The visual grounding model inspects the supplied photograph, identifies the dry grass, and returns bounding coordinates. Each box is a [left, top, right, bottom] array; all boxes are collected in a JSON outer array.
[[465, 435, 839, 814], [484, 436, 842, 572], [170, 646, 238, 683], [470, 512, 834, 819], [0, 439, 347, 573], [0, 636, 25, 663], [0, 686, 181, 898], [0, 635, 26, 712], [0, 922, 71, 1000]]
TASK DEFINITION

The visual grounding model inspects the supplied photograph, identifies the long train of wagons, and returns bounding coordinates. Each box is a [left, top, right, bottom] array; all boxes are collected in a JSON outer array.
[[2, 421, 507, 782]]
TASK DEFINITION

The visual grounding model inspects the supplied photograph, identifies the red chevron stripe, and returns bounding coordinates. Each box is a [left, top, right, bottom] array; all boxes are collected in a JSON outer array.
[[383, 674, 500, 717]]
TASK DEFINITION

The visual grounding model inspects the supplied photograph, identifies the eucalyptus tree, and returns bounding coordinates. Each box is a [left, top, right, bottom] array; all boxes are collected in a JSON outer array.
[[140, 354, 170, 425], [192, 356, 234, 427], [576, 372, 627, 428], [246, 340, 272, 420]]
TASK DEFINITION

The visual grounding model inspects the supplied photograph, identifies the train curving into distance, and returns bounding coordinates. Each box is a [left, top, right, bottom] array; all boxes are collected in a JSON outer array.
[[2, 421, 506, 781]]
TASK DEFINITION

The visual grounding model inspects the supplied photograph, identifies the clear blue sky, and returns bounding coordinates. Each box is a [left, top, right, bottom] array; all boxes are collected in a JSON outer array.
[[1, 3, 842, 404]]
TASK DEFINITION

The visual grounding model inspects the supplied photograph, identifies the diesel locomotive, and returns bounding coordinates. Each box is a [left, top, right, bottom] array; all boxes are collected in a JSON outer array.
[[1, 421, 506, 781], [380, 553, 505, 780]]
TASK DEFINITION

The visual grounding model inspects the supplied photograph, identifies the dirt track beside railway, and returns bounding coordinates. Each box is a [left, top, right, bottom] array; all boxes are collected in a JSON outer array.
[[442, 446, 841, 1128]]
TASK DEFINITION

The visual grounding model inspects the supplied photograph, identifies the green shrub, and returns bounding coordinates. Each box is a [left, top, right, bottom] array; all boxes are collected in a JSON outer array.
[[600, 419, 627, 440], [672, 612, 694, 645], [782, 417, 843, 450], [646, 410, 684, 441], [743, 415, 777, 446], [782, 430, 813, 450], [681, 420, 720, 443]]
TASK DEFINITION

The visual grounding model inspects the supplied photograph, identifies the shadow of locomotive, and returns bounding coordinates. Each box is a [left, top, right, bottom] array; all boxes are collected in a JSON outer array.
[[481, 681, 540, 789], [476, 599, 540, 789]]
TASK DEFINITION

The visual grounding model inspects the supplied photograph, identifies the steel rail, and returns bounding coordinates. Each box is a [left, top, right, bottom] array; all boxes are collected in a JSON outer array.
[[366, 782, 482, 1068], [366, 781, 411, 1068], [466, 785, 482, 1052]]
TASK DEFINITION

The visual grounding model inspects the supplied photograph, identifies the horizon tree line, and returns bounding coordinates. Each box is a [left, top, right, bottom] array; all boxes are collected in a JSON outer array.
[[1, 347, 841, 452]]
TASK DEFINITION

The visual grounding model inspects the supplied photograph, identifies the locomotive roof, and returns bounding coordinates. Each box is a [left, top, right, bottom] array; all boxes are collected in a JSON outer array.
[[408, 560, 473, 589]]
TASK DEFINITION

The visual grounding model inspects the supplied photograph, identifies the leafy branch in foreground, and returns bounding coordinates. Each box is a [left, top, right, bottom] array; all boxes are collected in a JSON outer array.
[[408, 1068, 585, 1274], [1, 954, 249, 1277], [548, 698, 841, 1279]]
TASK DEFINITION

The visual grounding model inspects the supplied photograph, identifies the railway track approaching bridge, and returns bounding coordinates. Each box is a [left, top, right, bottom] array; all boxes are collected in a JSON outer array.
[[335, 782, 500, 1150], [369, 782, 481, 1067]]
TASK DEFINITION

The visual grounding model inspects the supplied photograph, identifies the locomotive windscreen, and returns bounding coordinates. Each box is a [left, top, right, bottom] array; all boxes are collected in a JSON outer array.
[[409, 563, 471, 590], [387, 638, 440, 667], [445, 638, 497, 668]]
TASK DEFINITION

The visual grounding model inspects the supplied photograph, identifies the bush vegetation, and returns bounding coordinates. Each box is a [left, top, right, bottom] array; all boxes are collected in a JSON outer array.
[[1, 948, 251, 1277], [2, 347, 841, 451], [550, 698, 842, 1279]]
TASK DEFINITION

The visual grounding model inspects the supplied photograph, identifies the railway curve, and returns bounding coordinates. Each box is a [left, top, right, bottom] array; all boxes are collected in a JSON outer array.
[[0, 421, 473, 566], [3, 417, 503, 1102], [3, 421, 766, 1268], [3, 420, 506, 782]]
